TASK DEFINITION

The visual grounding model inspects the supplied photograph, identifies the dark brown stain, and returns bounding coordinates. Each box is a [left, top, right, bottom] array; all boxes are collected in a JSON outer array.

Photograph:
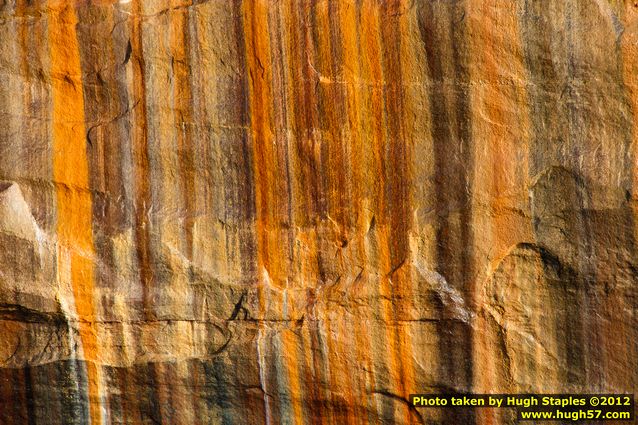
[[418, 1, 475, 423], [379, 4, 413, 423], [130, 0, 156, 320], [291, 0, 324, 223]]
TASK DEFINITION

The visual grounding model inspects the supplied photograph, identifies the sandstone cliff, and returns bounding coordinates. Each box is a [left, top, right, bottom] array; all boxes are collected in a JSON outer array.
[[0, 0, 637, 424]]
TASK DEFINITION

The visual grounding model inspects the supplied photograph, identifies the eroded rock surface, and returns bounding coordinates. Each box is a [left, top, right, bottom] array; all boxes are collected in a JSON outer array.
[[0, 0, 637, 424]]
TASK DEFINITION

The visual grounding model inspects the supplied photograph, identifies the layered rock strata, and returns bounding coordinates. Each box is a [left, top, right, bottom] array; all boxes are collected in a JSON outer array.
[[0, 0, 637, 424]]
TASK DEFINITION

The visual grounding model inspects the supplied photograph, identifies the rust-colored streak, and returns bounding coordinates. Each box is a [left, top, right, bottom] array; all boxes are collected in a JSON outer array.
[[243, 1, 303, 423], [380, 1, 410, 268], [337, 3, 381, 422], [289, 0, 324, 223], [48, 3, 101, 424], [243, 0, 276, 281], [359, 3, 409, 423], [314, 1, 350, 227], [379, 3, 415, 422]]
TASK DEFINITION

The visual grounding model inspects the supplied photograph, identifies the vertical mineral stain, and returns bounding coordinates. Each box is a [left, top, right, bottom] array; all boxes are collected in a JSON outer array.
[[135, 3, 158, 319], [0, 0, 637, 424], [48, 2, 101, 423]]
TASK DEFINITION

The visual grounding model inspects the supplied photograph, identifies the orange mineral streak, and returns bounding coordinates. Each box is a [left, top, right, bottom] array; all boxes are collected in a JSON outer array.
[[360, 3, 412, 422], [48, 4, 102, 424], [338, 4, 380, 422], [382, 4, 416, 421], [243, 2, 303, 423], [242, 0, 278, 294]]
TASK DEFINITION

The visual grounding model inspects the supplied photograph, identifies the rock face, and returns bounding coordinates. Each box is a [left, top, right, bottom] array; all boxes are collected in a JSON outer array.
[[0, 0, 637, 424]]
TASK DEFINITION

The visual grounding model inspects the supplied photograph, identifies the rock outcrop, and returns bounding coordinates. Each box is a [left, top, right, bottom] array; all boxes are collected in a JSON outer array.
[[0, 0, 637, 424]]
